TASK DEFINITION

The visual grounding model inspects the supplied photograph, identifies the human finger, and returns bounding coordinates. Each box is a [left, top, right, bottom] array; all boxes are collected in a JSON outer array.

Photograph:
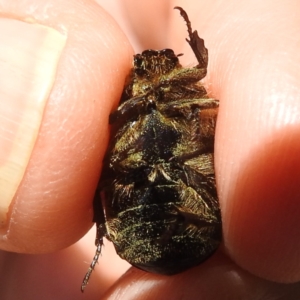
[[0, 0, 132, 253]]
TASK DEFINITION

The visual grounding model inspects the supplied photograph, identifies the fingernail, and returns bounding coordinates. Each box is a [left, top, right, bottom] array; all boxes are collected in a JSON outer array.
[[0, 18, 66, 226]]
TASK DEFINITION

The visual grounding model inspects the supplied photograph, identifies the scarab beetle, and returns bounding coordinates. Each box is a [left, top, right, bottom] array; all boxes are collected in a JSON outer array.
[[82, 6, 221, 291]]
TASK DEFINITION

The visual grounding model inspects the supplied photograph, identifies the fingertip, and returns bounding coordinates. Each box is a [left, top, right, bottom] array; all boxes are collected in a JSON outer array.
[[103, 251, 300, 299], [210, 1, 300, 283], [225, 126, 300, 283], [0, 0, 133, 253]]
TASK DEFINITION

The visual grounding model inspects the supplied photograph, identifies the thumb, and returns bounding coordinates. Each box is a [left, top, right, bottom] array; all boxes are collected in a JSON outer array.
[[0, 0, 132, 253]]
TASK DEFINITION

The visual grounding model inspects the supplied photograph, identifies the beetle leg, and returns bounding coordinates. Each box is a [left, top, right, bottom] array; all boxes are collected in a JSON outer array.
[[182, 160, 220, 215], [174, 7, 208, 70], [81, 224, 106, 292], [109, 95, 148, 124], [81, 190, 107, 292], [160, 98, 218, 117]]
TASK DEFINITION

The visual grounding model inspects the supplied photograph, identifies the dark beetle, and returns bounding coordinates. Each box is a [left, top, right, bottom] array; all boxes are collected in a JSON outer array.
[[82, 6, 221, 291]]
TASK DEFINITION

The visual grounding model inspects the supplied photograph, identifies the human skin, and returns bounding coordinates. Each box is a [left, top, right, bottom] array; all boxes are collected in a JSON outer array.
[[0, 0, 300, 299]]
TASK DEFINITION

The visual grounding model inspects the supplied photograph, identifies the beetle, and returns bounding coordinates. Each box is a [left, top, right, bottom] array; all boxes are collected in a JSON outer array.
[[82, 6, 221, 291]]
